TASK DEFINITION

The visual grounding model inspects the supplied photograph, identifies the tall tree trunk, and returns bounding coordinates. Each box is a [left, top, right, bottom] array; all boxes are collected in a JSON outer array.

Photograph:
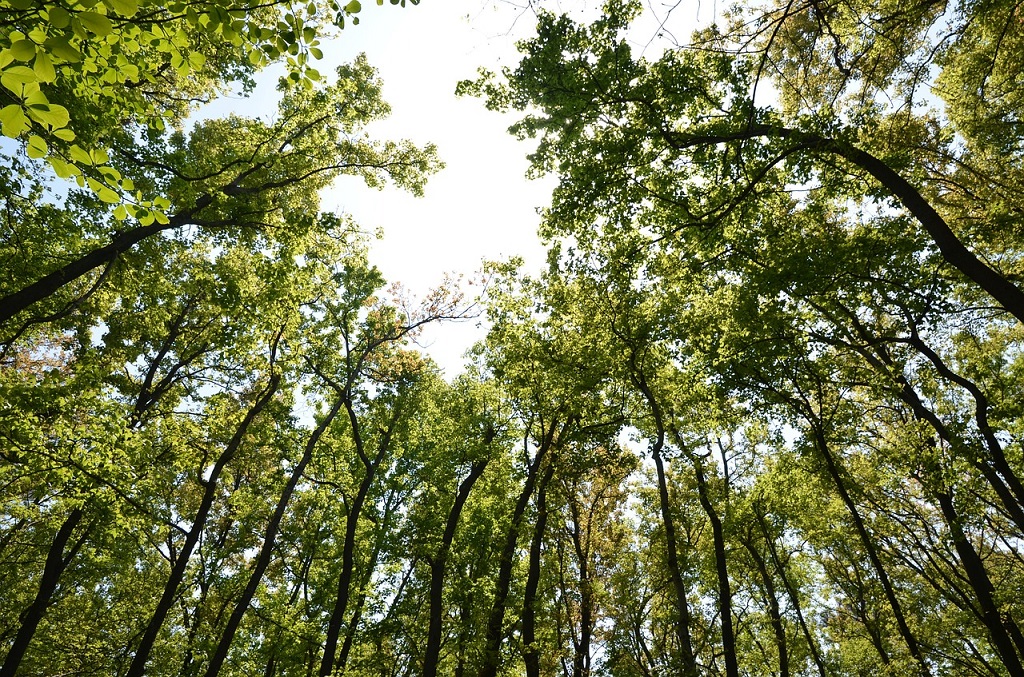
[[126, 374, 279, 677], [204, 398, 343, 677], [478, 419, 565, 677], [0, 507, 85, 677], [680, 437, 738, 677], [318, 399, 402, 677], [808, 424, 931, 677], [935, 489, 1024, 674], [631, 370, 697, 676], [423, 458, 489, 677], [754, 509, 828, 677], [567, 492, 594, 677], [741, 534, 790, 677], [523, 462, 555, 677]]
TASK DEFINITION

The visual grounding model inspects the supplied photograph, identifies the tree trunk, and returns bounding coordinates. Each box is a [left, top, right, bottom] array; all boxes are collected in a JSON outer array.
[[126, 374, 279, 677], [0, 507, 85, 677], [523, 462, 554, 677], [423, 458, 489, 677], [935, 489, 1024, 675], [204, 397, 343, 677], [318, 399, 402, 677], [478, 419, 565, 677]]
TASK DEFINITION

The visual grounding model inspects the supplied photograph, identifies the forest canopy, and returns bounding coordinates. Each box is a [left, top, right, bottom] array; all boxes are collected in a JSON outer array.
[[2, 0, 1024, 676]]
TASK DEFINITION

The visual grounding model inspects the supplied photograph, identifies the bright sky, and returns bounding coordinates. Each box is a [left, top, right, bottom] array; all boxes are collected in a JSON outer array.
[[206, 1, 710, 376]]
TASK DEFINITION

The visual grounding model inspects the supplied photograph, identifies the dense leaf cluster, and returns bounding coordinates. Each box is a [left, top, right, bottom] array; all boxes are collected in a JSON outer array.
[[4, 0, 1024, 675]]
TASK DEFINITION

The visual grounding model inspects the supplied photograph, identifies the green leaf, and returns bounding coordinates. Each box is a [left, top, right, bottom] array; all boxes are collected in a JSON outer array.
[[344, 0, 361, 13], [79, 12, 113, 37], [69, 144, 92, 164], [97, 186, 120, 203], [1, 65, 38, 93], [47, 7, 71, 28], [26, 103, 70, 129], [44, 37, 83, 63], [26, 134, 47, 159], [112, 204, 128, 220], [49, 157, 76, 178], [10, 40, 37, 62], [53, 127, 75, 141], [33, 52, 56, 83], [0, 104, 29, 137], [107, 0, 139, 17]]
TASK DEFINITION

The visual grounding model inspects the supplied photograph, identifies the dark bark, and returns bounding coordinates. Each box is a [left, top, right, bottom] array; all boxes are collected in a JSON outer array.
[[808, 424, 931, 677], [631, 369, 697, 676], [423, 458, 489, 677], [683, 440, 738, 677], [935, 489, 1024, 675], [742, 534, 790, 677], [204, 397, 344, 677], [0, 507, 85, 677], [523, 462, 555, 677], [755, 509, 829, 677], [0, 191, 218, 326], [318, 399, 402, 677], [566, 491, 594, 677], [125, 374, 279, 677], [477, 419, 565, 677]]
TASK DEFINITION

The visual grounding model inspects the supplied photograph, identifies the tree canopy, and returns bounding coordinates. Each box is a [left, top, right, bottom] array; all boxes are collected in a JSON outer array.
[[3, 0, 1024, 675]]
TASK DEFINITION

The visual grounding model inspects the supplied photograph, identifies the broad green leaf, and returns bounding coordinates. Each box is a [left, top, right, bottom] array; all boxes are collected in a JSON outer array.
[[97, 186, 121, 203], [33, 52, 56, 83], [344, 0, 361, 13], [44, 37, 83, 63], [69, 144, 92, 164], [26, 103, 70, 129], [53, 127, 75, 141], [107, 0, 139, 17], [10, 40, 37, 62], [1, 65, 38, 93], [0, 104, 29, 137], [79, 12, 113, 37], [49, 157, 76, 178], [26, 134, 47, 158], [47, 7, 71, 28]]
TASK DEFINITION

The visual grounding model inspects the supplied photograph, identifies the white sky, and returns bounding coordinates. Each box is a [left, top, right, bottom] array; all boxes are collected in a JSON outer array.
[[206, 1, 710, 376]]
